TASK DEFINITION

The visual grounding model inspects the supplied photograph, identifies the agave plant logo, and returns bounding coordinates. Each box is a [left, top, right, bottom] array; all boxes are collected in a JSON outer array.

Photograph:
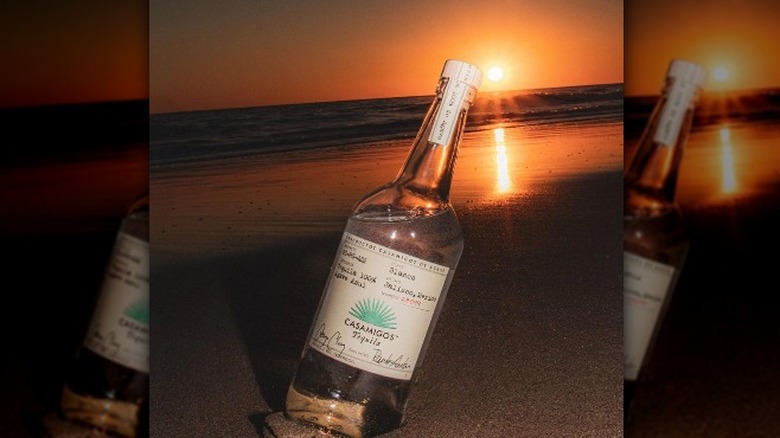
[[123, 299, 149, 325], [349, 299, 397, 329]]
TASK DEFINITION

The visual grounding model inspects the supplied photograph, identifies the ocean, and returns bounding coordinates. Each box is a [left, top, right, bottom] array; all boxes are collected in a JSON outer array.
[[150, 83, 623, 169], [148, 83, 625, 258]]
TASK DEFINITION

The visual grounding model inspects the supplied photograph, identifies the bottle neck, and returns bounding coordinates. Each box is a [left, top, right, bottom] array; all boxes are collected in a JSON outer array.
[[393, 77, 475, 203], [625, 77, 701, 210], [120, 191, 150, 242]]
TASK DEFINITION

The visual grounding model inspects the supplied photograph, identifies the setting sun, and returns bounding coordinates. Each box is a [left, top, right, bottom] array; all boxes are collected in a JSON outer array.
[[487, 66, 505, 83], [706, 62, 739, 91], [713, 66, 729, 82]]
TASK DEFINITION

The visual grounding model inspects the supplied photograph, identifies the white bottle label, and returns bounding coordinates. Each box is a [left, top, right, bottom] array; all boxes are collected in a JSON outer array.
[[653, 77, 696, 146], [308, 232, 449, 380], [623, 251, 675, 381], [83, 232, 150, 373], [429, 63, 479, 146]]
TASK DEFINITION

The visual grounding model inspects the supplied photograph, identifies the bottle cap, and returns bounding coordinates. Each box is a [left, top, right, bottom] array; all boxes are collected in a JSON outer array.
[[441, 59, 483, 91], [667, 59, 707, 88]]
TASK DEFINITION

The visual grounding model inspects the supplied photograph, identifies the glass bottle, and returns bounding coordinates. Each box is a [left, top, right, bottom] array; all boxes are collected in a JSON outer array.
[[59, 192, 150, 437], [623, 59, 707, 418], [284, 59, 482, 437]]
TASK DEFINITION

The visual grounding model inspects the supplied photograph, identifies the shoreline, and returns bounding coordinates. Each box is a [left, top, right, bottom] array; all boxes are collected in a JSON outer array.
[[150, 120, 623, 259]]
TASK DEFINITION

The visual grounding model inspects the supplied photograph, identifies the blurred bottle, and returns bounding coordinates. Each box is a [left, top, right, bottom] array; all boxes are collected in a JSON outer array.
[[284, 59, 482, 437], [623, 59, 707, 420], [59, 192, 149, 437]]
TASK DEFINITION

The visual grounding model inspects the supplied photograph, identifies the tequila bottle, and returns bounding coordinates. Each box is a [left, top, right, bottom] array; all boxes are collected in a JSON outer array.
[[623, 59, 706, 419], [59, 192, 149, 437], [285, 59, 482, 437]]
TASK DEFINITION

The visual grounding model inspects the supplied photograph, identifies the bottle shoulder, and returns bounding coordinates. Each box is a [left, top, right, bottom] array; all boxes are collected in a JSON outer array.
[[624, 185, 680, 216], [624, 200, 689, 266], [345, 206, 463, 268], [352, 183, 454, 218]]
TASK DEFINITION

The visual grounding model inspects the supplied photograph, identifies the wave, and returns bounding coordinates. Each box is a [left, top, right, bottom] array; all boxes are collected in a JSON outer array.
[[150, 84, 624, 167], [625, 86, 780, 139]]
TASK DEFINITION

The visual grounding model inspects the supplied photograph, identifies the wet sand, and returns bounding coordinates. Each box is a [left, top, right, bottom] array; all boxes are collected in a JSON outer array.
[[151, 122, 623, 258], [150, 122, 624, 437], [0, 146, 149, 237]]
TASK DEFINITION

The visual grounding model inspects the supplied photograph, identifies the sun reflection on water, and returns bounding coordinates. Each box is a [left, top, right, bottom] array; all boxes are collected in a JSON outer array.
[[678, 118, 780, 206], [493, 127, 512, 194], [719, 126, 737, 195]]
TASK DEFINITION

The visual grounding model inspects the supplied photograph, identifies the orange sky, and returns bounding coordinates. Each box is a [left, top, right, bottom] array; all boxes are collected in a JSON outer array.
[[150, 1, 623, 114], [5, 1, 780, 110], [0, 1, 148, 109], [625, 0, 780, 96]]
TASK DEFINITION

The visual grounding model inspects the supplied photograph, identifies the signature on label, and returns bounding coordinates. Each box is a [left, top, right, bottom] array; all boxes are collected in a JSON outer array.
[[312, 324, 346, 355], [372, 349, 412, 371]]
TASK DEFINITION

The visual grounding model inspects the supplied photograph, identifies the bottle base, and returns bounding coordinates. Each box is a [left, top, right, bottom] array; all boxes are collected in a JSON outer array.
[[285, 385, 369, 438], [60, 385, 140, 438]]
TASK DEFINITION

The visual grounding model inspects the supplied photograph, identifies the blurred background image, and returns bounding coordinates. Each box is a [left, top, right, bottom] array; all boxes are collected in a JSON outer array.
[[1, 1, 148, 436], [624, 0, 780, 436]]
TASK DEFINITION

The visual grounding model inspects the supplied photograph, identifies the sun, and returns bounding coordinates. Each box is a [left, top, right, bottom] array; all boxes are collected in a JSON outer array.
[[707, 63, 736, 91], [486, 66, 504, 83], [713, 66, 729, 82]]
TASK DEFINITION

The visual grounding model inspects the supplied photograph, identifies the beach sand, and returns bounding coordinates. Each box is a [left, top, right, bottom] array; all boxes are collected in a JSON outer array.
[[150, 121, 625, 437]]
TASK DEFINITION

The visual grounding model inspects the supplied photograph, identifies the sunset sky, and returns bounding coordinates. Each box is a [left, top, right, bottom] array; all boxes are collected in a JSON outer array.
[[4, 1, 780, 111], [625, 0, 780, 96], [149, 0, 623, 114], [0, 0, 147, 109]]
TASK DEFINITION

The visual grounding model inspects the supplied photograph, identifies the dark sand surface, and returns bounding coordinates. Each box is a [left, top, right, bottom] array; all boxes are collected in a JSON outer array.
[[150, 123, 624, 437]]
